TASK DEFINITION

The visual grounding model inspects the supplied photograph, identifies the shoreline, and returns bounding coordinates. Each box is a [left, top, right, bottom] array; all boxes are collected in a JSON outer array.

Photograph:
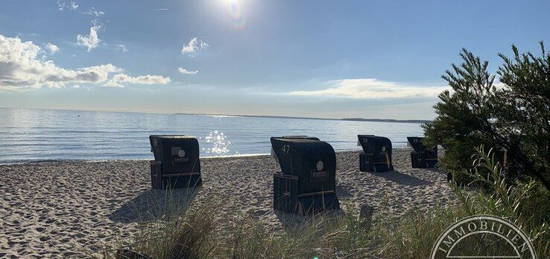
[[0, 148, 415, 166]]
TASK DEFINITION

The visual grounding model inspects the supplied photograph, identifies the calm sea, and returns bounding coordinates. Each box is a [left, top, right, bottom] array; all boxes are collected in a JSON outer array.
[[0, 108, 425, 164]]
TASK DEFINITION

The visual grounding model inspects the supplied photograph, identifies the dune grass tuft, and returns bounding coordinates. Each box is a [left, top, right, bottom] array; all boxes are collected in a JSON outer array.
[[108, 147, 549, 258]]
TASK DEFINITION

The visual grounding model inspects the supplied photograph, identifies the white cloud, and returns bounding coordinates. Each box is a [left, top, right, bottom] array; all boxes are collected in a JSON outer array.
[[44, 43, 60, 55], [105, 73, 171, 87], [288, 78, 448, 99], [115, 44, 128, 52], [84, 7, 104, 17], [0, 34, 170, 90], [57, 0, 78, 11], [76, 24, 101, 52], [181, 37, 208, 56], [178, 67, 199, 75]]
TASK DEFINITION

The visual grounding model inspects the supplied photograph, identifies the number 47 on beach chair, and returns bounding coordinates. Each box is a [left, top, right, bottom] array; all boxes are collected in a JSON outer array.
[[270, 136, 340, 215]]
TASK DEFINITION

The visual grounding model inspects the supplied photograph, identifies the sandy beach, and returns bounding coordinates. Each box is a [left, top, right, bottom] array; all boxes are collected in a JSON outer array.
[[0, 149, 457, 258]]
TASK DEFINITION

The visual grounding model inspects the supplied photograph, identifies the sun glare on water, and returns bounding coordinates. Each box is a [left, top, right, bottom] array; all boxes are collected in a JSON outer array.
[[203, 130, 232, 155]]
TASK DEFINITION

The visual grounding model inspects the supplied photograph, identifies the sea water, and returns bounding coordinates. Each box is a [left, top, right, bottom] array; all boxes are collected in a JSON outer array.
[[0, 108, 424, 164]]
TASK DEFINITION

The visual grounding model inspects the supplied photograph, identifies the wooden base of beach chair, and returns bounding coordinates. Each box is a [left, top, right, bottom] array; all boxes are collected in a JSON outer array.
[[273, 173, 339, 215], [410, 152, 438, 168], [359, 152, 393, 172], [150, 160, 202, 189]]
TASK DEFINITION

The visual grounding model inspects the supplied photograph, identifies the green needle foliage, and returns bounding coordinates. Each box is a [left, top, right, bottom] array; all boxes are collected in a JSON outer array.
[[424, 43, 550, 189]]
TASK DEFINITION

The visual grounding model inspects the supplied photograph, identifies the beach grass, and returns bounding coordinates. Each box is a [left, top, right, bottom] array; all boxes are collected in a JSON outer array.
[[106, 148, 550, 259]]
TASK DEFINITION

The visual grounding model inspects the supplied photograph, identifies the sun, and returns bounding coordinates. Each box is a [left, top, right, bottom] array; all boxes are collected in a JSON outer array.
[[218, 0, 247, 29], [222, 0, 239, 5], [220, 0, 241, 9]]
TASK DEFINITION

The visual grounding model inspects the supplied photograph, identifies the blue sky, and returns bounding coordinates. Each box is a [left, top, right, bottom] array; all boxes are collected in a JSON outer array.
[[0, 0, 549, 119]]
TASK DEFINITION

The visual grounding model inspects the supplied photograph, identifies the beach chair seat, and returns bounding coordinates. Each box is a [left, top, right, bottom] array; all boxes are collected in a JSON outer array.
[[407, 137, 437, 168], [357, 135, 393, 172]]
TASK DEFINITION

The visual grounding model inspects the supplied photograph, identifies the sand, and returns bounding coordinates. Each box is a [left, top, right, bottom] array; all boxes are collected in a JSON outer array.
[[0, 149, 458, 258]]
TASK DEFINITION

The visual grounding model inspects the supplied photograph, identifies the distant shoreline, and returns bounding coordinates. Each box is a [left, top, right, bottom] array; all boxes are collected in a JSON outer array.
[[0, 107, 431, 124], [174, 113, 431, 124]]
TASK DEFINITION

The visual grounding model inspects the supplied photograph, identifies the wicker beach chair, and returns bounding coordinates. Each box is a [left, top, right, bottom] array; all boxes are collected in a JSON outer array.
[[357, 135, 394, 172], [407, 137, 438, 168], [270, 136, 340, 215], [149, 135, 202, 189]]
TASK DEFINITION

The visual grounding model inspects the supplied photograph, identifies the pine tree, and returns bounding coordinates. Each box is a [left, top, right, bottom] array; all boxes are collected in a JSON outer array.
[[423, 43, 550, 190]]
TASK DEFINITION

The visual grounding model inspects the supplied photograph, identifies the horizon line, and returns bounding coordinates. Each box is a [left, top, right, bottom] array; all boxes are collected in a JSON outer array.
[[0, 106, 431, 124]]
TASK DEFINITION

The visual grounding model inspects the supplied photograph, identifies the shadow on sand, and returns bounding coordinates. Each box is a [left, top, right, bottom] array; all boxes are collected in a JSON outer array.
[[109, 188, 199, 223], [373, 170, 432, 186], [335, 184, 353, 198]]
